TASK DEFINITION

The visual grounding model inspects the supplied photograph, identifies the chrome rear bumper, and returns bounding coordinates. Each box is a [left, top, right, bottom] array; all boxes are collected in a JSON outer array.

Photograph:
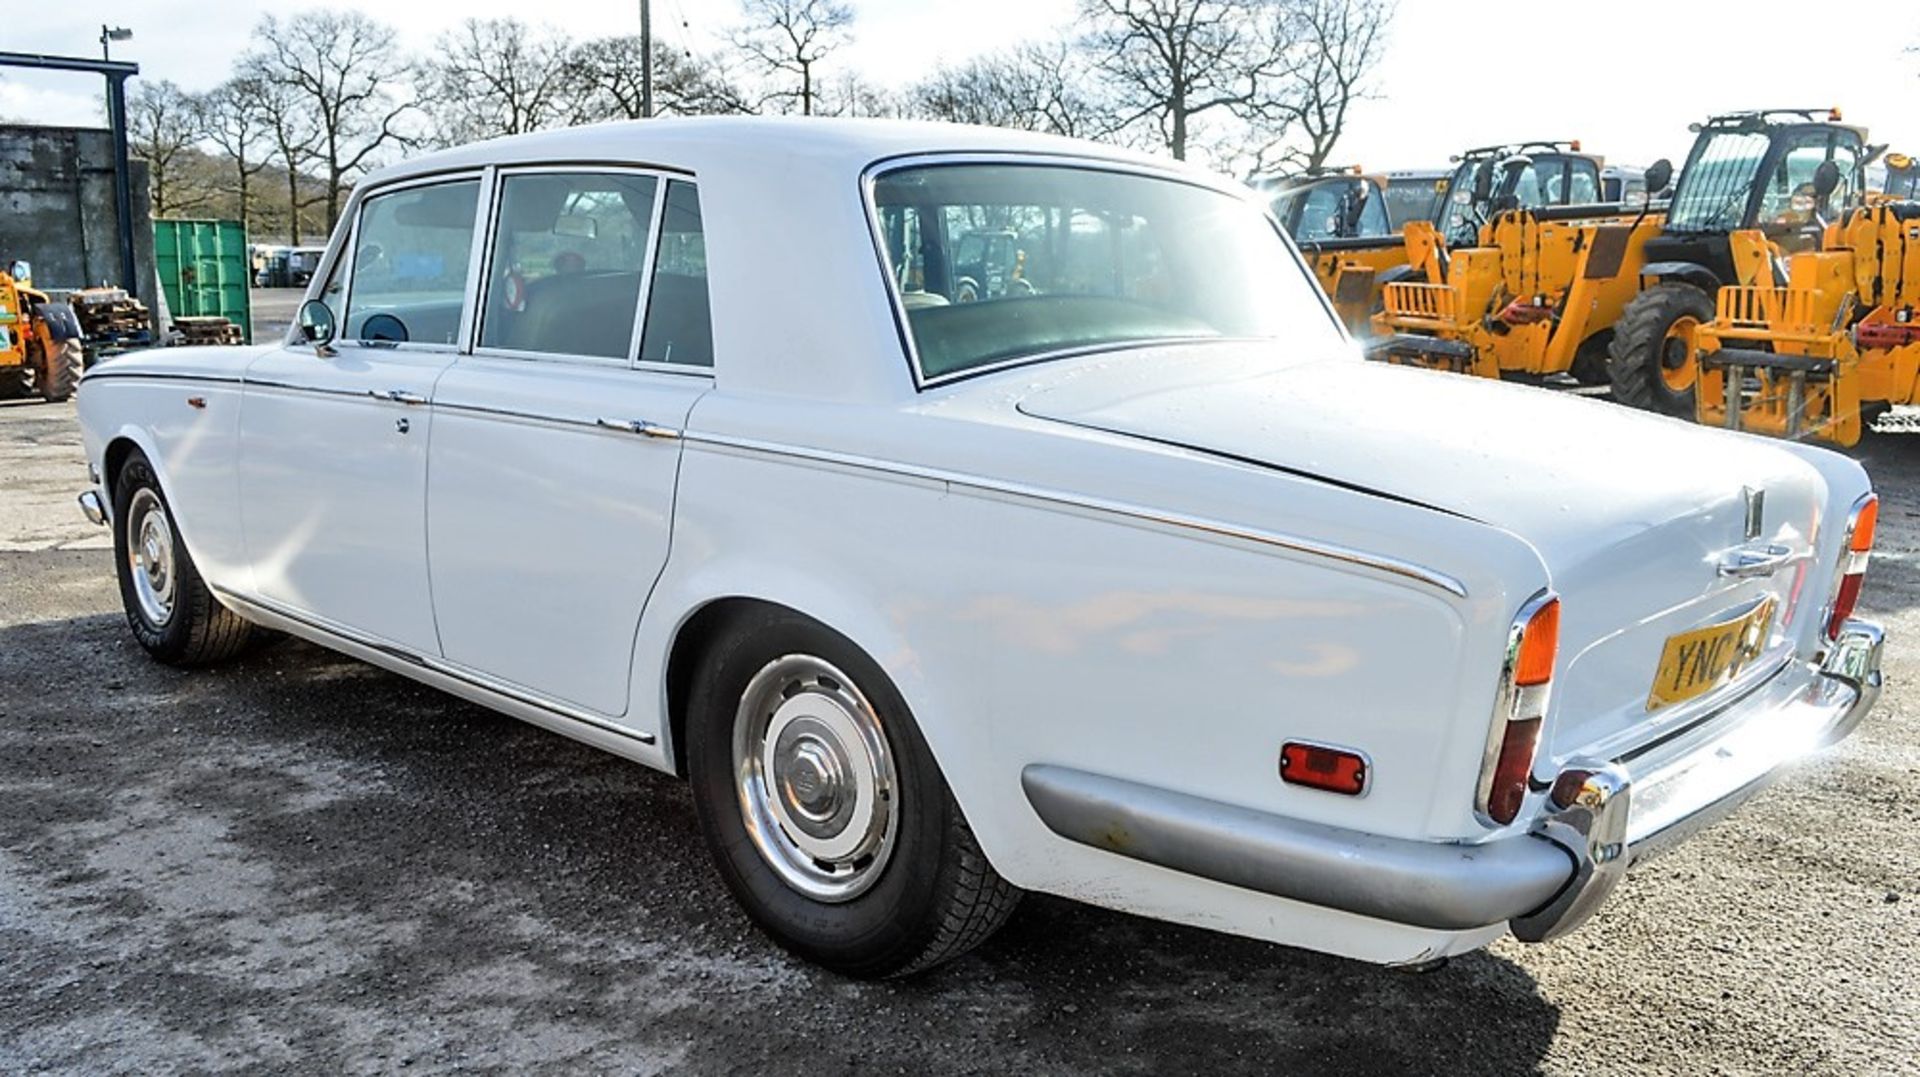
[[1021, 618, 1883, 945]]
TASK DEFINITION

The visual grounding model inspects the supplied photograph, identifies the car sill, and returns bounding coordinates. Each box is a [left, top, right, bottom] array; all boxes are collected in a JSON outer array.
[[211, 585, 659, 749]]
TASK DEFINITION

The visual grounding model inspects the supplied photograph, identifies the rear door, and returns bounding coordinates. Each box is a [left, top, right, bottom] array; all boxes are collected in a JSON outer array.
[[239, 175, 485, 654], [425, 171, 713, 719]]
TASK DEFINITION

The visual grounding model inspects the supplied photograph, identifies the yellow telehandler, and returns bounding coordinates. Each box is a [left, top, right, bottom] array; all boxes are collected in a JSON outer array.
[[1693, 197, 1919, 447], [0, 261, 85, 404], [1368, 110, 1872, 410], [1269, 143, 1611, 333]]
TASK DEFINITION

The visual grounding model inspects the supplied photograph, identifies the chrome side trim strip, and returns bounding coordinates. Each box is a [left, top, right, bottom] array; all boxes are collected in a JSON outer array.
[[81, 370, 245, 386], [241, 378, 397, 402], [212, 585, 657, 746], [682, 430, 1469, 597], [1021, 764, 1572, 931]]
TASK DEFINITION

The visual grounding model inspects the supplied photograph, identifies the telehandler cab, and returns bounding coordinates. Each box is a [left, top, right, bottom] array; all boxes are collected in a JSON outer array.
[[0, 261, 84, 404]]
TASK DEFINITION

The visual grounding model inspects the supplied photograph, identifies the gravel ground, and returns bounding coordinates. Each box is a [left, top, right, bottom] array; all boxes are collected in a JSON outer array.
[[1, 397, 1916, 1075]]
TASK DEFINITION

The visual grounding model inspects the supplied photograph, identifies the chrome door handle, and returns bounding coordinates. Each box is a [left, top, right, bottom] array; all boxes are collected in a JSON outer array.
[[1717, 543, 1796, 578], [385, 390, 429, 406], [595, 417, 682, 440]]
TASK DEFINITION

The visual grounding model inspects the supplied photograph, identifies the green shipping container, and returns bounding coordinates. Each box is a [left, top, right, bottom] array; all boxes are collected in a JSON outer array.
[[153, 219, 252, 344]]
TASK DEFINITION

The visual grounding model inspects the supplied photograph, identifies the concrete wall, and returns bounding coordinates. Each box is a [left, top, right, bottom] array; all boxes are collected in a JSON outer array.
[[0, 124, 155, 299]]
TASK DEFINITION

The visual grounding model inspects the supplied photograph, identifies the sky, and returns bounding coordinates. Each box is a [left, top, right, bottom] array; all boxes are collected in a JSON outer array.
[[4, 0, 1918, 174]]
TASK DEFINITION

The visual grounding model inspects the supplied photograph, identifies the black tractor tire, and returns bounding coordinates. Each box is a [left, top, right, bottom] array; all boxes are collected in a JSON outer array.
[[1568, 330, 1614, 387], [1609, 282, 1715, 416], [112, 451, 256, 666], [0, 364, 27, 400], [38, 339, 83, 403], [687, 608, 1020, 978]]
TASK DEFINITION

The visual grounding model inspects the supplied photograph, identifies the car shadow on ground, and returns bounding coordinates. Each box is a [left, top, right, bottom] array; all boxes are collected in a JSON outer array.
[[0, 609, 1560, 1074]]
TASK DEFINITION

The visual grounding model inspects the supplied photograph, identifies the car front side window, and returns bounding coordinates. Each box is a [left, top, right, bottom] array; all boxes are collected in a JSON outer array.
[[343, 179, 482, 347]]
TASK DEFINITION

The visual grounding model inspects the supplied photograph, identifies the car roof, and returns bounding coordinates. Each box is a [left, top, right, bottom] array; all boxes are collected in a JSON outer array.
[[361, 116, 1192, 190]]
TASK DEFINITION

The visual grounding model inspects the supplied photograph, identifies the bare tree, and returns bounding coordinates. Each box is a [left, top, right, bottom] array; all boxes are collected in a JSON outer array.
[[570, 37, 753, 119], [911, 44, 1107, 137], [128, 80, 208, 217], [202, 76, 272, 233], [731, 0, 854, 117], [813, 71, 900, 118], [237, 55, 326, 245], [251, 11, 416, 228], [1079, 0, 1290, 162], [418, 19, 584, 147], [1272, 0, 1392, 169]]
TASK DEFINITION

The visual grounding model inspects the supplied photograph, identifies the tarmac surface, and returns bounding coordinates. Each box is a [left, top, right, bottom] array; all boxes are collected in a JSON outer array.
[[1, 394, 1916, 1075]]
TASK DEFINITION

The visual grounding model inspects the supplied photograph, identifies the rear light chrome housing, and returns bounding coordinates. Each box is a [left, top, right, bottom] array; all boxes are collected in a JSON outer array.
[[1476, 590, 1560, 827]]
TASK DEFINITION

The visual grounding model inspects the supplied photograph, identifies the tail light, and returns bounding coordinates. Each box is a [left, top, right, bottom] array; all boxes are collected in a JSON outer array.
[[1827, 494, 1877, 639], [1476, 592, 1560, 826]]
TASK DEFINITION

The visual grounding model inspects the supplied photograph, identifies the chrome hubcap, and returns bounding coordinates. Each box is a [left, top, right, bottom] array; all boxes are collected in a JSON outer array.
[[125, 488, 177, 627], [734, 654, 897, 902]]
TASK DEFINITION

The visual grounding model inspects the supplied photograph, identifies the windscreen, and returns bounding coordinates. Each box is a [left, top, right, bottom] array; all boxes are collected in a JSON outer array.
[[872, 163, 1342, 381], [1666, 130, 1769, 233]]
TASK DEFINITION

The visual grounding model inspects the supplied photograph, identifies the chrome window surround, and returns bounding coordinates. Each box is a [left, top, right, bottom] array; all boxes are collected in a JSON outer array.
[[1474, 588, 1558, 829], [297, 160, 712, 380], [331, 169, 494, 355], [858, 151, 1346, 391], [470, 164, 673, 371]]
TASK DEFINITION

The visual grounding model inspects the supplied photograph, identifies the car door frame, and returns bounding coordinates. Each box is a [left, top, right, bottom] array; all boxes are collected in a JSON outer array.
[[422, 161, 713, 732], [234, 168, 494, 654]]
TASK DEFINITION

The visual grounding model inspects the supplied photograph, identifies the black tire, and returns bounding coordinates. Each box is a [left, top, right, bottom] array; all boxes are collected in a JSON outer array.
[[39, 339, 82, 403], [688, 609, 1020, 978], [1568, 330, 1613, 387], [112, 451, 254, 666], [1609, 282, 1715, 416]]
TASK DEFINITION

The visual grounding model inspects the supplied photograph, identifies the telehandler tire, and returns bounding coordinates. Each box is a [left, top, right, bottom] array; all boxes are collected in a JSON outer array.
[[1609, 283, 1715, 417], [38, 339, 83, 403]]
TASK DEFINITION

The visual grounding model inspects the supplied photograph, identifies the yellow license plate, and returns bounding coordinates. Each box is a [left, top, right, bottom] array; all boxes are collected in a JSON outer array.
[[1647, 599, 1776, 712]]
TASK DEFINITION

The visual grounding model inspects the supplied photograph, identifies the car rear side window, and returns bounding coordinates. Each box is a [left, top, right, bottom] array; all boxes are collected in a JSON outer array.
[[479, 171, 660, 361], [639, 180, 713, 368], [344, 179, 481, 347]]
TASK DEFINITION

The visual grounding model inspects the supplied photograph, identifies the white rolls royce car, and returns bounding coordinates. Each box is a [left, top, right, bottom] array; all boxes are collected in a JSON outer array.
[[73, 118, 1882, 978]]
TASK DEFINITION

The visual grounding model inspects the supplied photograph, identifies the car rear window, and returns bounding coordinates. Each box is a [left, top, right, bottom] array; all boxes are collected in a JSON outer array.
[[870, 163, 1341, 382]]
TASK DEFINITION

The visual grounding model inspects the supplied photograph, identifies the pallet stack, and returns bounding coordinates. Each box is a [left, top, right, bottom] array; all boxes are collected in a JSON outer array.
[[172, 316, 244, 346], [68, 287, 154, 355]]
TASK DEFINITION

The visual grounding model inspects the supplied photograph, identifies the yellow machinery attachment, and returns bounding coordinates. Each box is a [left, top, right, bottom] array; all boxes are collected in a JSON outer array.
[[1696, 203, 1920, 446], [1367, 206, 1668, 382], [0, 266, 85, 403]]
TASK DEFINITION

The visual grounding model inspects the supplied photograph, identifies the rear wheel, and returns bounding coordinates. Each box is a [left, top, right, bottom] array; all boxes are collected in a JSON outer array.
[[1609, 282, 1715, 416], [687, 609, 1020, 978], [37, 339, 82, 403], [112, 452, 255, 665]]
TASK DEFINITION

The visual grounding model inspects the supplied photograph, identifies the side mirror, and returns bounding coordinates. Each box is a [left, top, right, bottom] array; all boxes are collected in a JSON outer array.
[[1812, 160, 1842, 203], [1644, 158, 1674, 198], [297, 300, 337, 349]]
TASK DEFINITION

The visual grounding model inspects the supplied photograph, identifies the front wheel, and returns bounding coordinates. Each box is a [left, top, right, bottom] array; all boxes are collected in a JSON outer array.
[[1609, 282, 1715, 416], [687, 610, 1020, 978], [112, 452, 255, 665]]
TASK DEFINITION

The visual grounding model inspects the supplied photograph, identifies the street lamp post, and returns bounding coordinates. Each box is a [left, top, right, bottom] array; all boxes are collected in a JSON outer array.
[[100, 25, 131, 62]]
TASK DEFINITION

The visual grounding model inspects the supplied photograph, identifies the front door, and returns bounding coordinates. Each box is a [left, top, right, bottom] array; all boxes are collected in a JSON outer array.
[[425, 170, 714, 719], [238, 175, 486, 656]]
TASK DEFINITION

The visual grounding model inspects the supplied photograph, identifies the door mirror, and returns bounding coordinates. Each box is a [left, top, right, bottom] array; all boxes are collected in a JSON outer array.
[[1812, 160, 1842, 203], [297, 300, 336, 346], [1644, 158, 1674, 198]]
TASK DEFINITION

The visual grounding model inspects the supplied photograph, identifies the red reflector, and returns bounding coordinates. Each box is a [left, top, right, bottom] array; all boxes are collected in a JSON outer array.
[[1827, 572, 1864, 640], [1515, 599, 1560, 687], [1486, 717, 1541, 825], [1279, 742, 1368, 796]]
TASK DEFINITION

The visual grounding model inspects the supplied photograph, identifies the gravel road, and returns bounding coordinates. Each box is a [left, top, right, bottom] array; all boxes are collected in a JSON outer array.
[[2, 397, 1915, 1075]]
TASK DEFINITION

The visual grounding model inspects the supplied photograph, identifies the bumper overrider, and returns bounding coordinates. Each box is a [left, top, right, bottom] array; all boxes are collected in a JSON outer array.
[[1021, 619, 1883, 945]]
